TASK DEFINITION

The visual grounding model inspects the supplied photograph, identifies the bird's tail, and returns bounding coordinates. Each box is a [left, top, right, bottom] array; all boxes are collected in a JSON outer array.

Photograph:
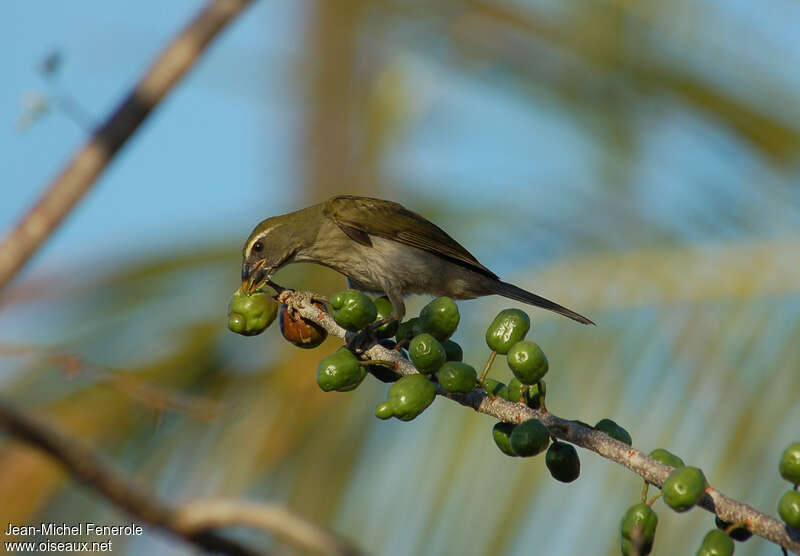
[[491, 280, 595, 325]]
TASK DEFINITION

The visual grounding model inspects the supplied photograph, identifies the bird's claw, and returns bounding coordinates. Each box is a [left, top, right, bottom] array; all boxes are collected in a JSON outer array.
[[276, 289, 296, 304], [347, 328, 378, 354], [277, 290, 329, 322]]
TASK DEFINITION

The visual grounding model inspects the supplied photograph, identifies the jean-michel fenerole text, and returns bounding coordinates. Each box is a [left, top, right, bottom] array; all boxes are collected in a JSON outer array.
[[4, 522, 143, 537]]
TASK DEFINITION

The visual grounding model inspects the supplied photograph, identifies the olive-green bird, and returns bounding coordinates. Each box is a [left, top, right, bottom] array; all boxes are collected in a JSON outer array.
[[241, 195, 593, 325]]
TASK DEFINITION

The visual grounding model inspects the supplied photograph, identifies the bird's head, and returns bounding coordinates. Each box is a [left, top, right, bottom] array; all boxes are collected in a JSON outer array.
[[241, 215, 303, 294]]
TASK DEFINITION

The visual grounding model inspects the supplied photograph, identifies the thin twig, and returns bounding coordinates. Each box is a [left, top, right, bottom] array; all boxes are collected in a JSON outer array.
[[282, 290, 800, 555], [0, 0, 254, 295], [0, 343, 221, 420], [646, 492, 662, 507], [0, 398, 360, 556], [478, 350, 497, 384]]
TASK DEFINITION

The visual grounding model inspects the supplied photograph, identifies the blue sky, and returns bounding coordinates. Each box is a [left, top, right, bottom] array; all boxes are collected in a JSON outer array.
[[2, 4, 800, 555], [2, 0, 799, 288], [2, 1, 305, 279]]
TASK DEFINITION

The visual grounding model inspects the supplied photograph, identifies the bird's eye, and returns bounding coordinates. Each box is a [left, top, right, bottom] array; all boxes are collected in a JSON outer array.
[[252, 241, 263, 253]]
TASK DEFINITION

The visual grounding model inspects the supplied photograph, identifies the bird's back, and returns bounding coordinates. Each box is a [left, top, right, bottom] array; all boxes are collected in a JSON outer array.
[[323, 195, 498, 280]]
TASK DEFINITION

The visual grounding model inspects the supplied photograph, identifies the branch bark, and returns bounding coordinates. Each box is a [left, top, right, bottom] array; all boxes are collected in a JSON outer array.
[[0, 398, 360, 556], [0, 0, 254, 295], [174, 499, 359, 556], [281, 291, 800, 555]]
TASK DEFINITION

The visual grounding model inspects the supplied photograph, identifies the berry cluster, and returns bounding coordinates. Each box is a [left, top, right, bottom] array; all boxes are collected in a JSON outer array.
[[619, 448, 718, 555], [778, 443, 800, 529], [619, 441, 800, 555], [226, 287, 800, 554]]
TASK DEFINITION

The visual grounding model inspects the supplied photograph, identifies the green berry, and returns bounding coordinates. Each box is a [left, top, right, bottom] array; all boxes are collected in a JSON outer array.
[[505, 378, 546, 407], [649, 448, 685, 469], [595, 418, 632, 446], [387, 374, 436, 421], [227, 289, 278, 336], [409, 333, 447, 374], [779, 442, 800, 485], [509, 418, 550, 457], [696, 530, 734, 556], [662, 466, 707, 512], [441, 339, 463, 362], [505, 378, 526, 403], [395, 317, 425, 343], [526, 380, 546, 409], [436, 362, 477, 393], [316, 350, 366, 392], [375, 402, 394, 420], [492, 422, 517, 457], [482, 378, 507, 398], [545, 441, 580, 483], [227, 312, 247, 334], [330, 290, 377, 331], [778, 490, 800, 529], [372, 296, 399, 338], [714, 517, 752, 542], [496, 384, 510, 400], [620, 503, 658, 555], [507, 341, 548, 384], [419, 297, 460, 340], [485, 308, 531, 354]]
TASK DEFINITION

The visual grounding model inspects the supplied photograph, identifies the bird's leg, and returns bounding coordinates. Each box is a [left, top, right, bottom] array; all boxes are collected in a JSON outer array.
[[270, 279, 328, 304], [384, 293, 406, 331], [364, 316, 394, 334], [266, 278, 290, 296]]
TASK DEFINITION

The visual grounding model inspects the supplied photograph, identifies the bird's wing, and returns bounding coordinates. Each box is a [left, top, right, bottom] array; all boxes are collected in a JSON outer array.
[[324, 195, 498, 280]]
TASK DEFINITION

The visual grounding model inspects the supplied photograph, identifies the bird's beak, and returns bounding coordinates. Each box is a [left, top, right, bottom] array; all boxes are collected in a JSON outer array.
[[241, 260, 269, 294]]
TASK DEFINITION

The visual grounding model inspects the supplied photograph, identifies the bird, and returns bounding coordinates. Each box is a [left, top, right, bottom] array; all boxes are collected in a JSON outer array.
[[241, 195, 593, 326]]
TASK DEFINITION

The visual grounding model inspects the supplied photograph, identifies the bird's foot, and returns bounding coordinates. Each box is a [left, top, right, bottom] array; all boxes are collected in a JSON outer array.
[[346, 326, 380, 355], [277, 289, 329, 322]]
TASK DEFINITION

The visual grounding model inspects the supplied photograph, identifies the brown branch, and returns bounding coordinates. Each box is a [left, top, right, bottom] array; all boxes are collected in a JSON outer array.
[[0, 398, 360, 556], [0, 398, 259, 555], [282, 291, 800, 555], [174, 499, 360, 556], [0, 0, 255, 295]]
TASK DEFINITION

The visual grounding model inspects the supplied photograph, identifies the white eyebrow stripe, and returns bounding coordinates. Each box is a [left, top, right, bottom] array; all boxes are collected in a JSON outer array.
[[245, 225, 276, 256]]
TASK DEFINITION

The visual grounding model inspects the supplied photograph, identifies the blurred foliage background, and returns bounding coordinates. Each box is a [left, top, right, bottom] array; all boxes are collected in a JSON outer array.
[[2, 0, 800, 554]]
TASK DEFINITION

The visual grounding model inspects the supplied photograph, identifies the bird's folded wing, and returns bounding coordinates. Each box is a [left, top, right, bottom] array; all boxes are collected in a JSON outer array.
[[324, 195, 498, 280]]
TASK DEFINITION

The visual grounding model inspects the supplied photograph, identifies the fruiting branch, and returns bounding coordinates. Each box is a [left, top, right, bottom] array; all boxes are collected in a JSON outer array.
[[281, 290, 800, 555], [0, 398, 360, 556]]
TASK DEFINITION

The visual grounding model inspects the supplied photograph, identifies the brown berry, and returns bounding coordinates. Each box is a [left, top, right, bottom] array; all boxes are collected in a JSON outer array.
[[279, 302, 328, 348]]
